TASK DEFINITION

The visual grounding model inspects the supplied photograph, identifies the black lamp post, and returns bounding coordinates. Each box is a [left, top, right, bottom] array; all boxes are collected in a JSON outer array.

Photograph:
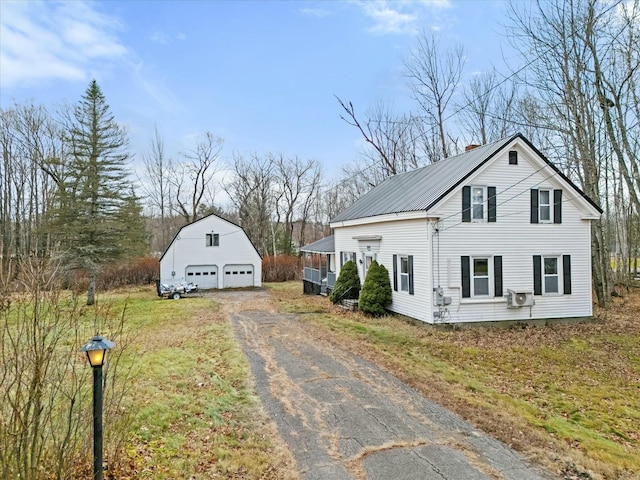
[[81, 335, 115, 480]]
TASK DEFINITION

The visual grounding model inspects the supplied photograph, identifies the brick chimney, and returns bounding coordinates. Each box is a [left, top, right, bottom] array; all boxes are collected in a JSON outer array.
[[465, 144, 480, 152]]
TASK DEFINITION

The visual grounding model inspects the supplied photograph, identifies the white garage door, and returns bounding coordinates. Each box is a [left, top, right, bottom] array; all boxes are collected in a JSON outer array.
[[223, 264, 255, 288], [185, 265, 218, 289]]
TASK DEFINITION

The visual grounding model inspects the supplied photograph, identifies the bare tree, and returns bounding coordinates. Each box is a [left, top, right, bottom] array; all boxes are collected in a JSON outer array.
[[506, 0, 640, 305], [403, 31, 466, 159], [224, 153, 274, 256], [336, 98, 430, 176], [0, 102, 65, 280], [272, 154, 322, 253], [141, 126, 173, 250], [457, 69, 519, 144], [171, 131, 223, 224]]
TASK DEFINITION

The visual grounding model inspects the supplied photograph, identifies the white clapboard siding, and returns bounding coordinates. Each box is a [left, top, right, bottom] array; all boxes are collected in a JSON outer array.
[[433, 145, 593, 323], [160, 214, 262, 288], [334, 218, 433, 322]]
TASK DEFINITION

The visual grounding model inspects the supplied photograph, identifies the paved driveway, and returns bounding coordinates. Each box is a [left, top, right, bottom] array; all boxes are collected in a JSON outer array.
[[219, 290, 556, 480]]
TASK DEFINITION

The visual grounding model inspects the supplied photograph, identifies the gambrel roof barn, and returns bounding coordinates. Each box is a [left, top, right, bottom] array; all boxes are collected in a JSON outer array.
[[160, 214, 261, 289]]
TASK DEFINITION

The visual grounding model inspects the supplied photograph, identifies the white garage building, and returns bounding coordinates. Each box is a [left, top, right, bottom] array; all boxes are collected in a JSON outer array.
[[159, 214, 262, 289]]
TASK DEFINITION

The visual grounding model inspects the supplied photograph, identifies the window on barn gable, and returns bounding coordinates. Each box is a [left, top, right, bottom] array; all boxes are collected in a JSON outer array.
[[206, 233, 220, 247]]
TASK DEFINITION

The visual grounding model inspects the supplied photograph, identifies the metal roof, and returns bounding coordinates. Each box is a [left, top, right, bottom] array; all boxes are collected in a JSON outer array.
[[300, 234, 334, 253], [331, 135, 517, 223]]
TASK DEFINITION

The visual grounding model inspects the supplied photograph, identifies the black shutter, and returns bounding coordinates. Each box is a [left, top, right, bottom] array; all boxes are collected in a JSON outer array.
[[340, 252, 344, 268], [488, 186, 497, 222], [554, 189, 562, 224], [494, 256, 503, 297], [563, 255, 572, 294], [462, 186, 471, 222], [533, 255, 542, 295], [461, 256, 470, 298], [531, 189, 539, 224], [392, 254, 398, 291], [408, 255, 414, 295]]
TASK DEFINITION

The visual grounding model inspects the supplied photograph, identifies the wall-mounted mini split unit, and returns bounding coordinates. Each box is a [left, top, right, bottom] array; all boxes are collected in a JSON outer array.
[[507, 289, 534, 308]]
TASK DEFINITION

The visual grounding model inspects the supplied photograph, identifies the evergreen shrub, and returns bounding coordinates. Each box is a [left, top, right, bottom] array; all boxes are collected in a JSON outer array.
[[359, 260, 392, 316], [329, 260, 361, 304]]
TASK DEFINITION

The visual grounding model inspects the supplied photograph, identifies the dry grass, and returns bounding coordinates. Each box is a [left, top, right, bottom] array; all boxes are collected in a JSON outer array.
[[266, 281, 640, 480], [104, 288, 296, 479]]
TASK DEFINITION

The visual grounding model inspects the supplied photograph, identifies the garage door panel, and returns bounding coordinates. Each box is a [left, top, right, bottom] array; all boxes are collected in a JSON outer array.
[[223, 264, 254, 288], [185, 265, 218, 289]]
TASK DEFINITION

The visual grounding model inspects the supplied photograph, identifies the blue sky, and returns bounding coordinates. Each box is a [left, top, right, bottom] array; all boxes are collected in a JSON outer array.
[[1, 0, 514, 182]]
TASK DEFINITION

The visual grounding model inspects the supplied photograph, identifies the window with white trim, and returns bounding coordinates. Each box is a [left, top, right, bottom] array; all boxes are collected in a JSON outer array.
[[393, 254, 414, 295], [533, 255, 571, 295], [539, 190, 551, 222], [400, 256, 409, 292], [543, 257, 559, 293], [341, 251, 356, 266], [472, 257, 490, 296], [531, 188, 562, 224], [471, 186, 485, 221], [206, 233, 219, 247], [461, 255, 503, 299]]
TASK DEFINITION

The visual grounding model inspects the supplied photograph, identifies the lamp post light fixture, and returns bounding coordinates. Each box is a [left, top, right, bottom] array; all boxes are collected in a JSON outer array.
[[81, 335, 115, 480]]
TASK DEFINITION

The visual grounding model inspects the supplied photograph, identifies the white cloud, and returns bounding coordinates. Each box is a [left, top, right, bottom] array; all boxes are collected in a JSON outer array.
[[365, 5, 417, 35], [0, 0, 128, 88], [149, 31, 171, 44], [356, 0, 451, 36]]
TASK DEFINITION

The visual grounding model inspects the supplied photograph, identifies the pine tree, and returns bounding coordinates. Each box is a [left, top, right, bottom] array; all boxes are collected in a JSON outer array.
[[52, 80, 143, 305], [359, 260, 392, 316], [329, 260, 361, 304]]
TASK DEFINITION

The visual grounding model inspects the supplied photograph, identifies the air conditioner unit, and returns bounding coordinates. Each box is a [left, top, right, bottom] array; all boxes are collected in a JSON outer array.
[[507, 289, 534, 308]]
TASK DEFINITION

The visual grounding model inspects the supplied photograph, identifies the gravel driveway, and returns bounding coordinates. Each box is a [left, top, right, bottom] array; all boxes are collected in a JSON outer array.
[[213, 289, 556, 480]]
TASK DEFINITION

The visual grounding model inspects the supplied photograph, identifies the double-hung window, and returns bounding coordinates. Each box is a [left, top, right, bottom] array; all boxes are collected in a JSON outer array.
[[400, 256, 410, 292], [462, 186, 497, 222], [341, 251, 356, 266], [393, 254, 414, 295], [539, 190, 551, 222], [531, 189, 562, 224], [206, 233, 219, 247], [461, 256, 503, 299], [533, 255, 571, 295], [471, 187, 485, 221], [472, 258, 490, 296], [544, 257, 559, 293]]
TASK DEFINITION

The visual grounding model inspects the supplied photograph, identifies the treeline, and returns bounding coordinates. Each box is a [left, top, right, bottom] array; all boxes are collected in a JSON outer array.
[[2, 0, 639, 307]]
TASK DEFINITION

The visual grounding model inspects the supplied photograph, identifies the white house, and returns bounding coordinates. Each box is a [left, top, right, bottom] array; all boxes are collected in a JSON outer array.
[[329, 133, 602, 324], [159, 214, 262, 289]]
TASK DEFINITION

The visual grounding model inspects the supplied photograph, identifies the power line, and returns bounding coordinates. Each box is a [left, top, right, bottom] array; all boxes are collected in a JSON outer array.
[[438, 165, 588, 234]]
